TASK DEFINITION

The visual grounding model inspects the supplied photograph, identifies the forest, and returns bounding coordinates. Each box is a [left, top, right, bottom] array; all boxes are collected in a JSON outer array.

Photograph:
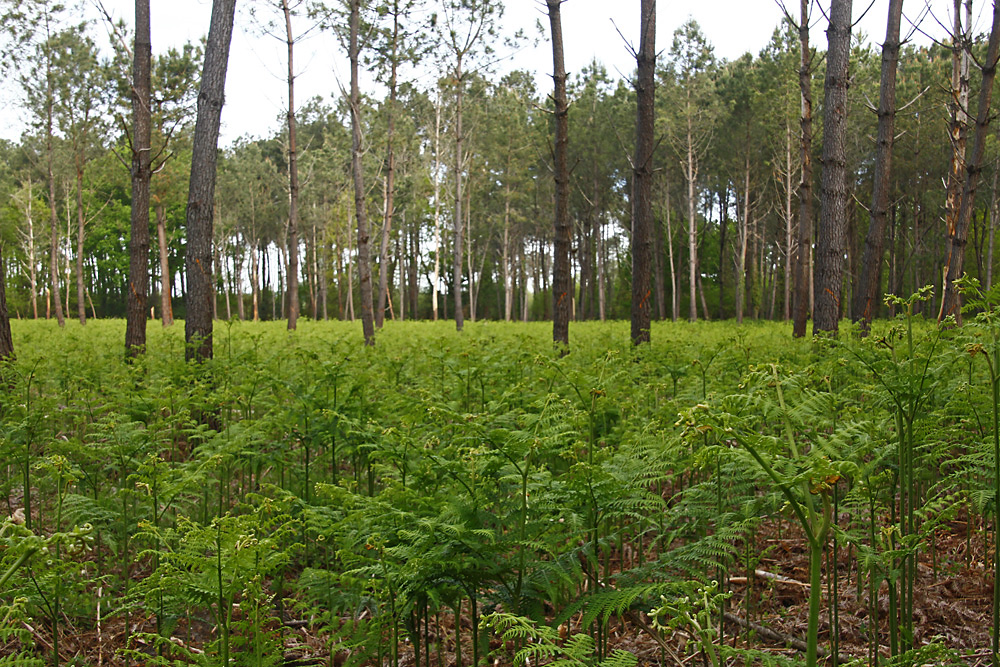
[[5, 0, 1000, 665], [0, 0, 996, 335]]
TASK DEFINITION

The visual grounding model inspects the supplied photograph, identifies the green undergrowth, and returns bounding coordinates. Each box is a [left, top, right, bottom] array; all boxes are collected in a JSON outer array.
[[0, 316, 994, 667]]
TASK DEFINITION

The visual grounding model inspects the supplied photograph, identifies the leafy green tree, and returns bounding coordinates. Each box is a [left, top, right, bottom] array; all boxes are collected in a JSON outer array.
[[49, 27, 111, 326], [20, 9, 75, 328]]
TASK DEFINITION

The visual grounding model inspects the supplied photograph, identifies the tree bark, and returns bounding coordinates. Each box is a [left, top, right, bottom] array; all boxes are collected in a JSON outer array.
[[184, 0, 237, 362], [940, 1, 1000, 322], [630, 0, 655, 344], [282, 0, 300, 330], [548, 0, 572, 349], [350, 0, 376, 345], [813, 0, 852, 335], [852, 0, 903, 333], [125, 0, 151, 354], [0, 249, 13, 361], [792, 0, 815, 337]]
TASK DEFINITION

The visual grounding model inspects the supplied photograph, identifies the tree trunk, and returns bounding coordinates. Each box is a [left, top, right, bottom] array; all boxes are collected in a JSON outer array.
[[184, 0, 237, 362], [75, 165, 86, 325], [156, 204, 174, 326], [0, 249, 13, 360], [940, 1, 1000, 322], [792, 0, 815, 337], [350, 0, 375, 345], [125, 0, 151, 353], [453, 53, 466, 332], [282, 0, 300, 331], [784, 122, 795, 321], [851, 0, 903, 333], [813, 0, 852, 335], [432, 89, 442, 322], [988, 156, 999, 290], [548, 0, 572, 349], [653, 207, 666, 321], [376, 1, 400, 329], [686, 115, 698, 322], [46, 90, 64, 326], [631, 0, 655, 344]]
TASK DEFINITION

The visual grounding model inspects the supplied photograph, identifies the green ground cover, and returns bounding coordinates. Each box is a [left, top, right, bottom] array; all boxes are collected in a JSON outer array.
[[1, 315, 997, 666]]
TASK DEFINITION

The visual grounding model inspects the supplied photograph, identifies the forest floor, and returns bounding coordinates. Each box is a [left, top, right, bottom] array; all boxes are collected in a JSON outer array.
[[10, 510, 994, 666]]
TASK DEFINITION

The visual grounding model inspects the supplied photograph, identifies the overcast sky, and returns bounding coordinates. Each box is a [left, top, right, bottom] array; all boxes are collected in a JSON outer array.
[[0, 0, 972, 145]]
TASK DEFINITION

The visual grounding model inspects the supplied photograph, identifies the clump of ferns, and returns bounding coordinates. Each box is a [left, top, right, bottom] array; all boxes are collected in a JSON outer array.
[[483, 611, 637, 667], [682, 364, 864, 667], [130, 498, 298, 666]]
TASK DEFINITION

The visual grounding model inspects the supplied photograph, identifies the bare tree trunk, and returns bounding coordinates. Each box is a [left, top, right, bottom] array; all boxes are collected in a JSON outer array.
[[0, 249, 12, 359], [631, 0, 655, 344], [940, 0, 1000, 322], [27, 183, 38, 319], [852, 0, 903, 333], [432, 90, 442, 322], [549, 0, 572, 348], [686, 120, 698, 322], [349, 0, 375, 345], [126, 0, 151, 353], [503, 188, 513, 321], [988, 156, 999, 290], [282, 0, 300, 331], [376, 1, 401, 329], [792, 0, 815, 337], [453, 53, 466, 332], [813, 0, 852, 335], [156, 204, 174, 326], [653, 209, 666, 320], [184, 0, 237, 362], [784, 122, 795, 320], [75, 164, 86, 325]]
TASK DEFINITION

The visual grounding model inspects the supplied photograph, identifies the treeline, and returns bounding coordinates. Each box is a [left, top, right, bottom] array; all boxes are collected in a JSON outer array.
[[0, 0, 996, 332]]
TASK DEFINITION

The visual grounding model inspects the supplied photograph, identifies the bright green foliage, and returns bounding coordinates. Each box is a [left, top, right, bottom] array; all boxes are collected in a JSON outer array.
[[0, 317, 996, 667]]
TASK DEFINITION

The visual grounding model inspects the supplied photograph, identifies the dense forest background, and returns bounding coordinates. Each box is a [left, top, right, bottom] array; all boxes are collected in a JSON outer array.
[[0, 0, 993, 332]]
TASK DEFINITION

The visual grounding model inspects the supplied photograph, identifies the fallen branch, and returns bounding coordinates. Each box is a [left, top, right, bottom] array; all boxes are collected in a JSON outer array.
[[723, 612, 853, 664], [727, 569, 810, 587]]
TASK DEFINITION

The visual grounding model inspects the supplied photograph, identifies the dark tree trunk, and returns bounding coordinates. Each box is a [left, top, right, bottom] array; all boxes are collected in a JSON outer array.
[[548, 0, 572, 349], [813, 0, 852, 335], [283, 0, 300, 330], [940, 1, 1000, 322], [631, 0, 655, 345], [184, 0, 237, 362], [792, 0, 814, 337], [350, 0, 376, 346], [125, 0, 151, 355], [852, 0, 903, 333], [0, 250, 13, 361]]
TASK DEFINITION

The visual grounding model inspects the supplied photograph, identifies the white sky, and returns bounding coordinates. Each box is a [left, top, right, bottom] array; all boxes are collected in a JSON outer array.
[[0, 0, 971, 145]]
